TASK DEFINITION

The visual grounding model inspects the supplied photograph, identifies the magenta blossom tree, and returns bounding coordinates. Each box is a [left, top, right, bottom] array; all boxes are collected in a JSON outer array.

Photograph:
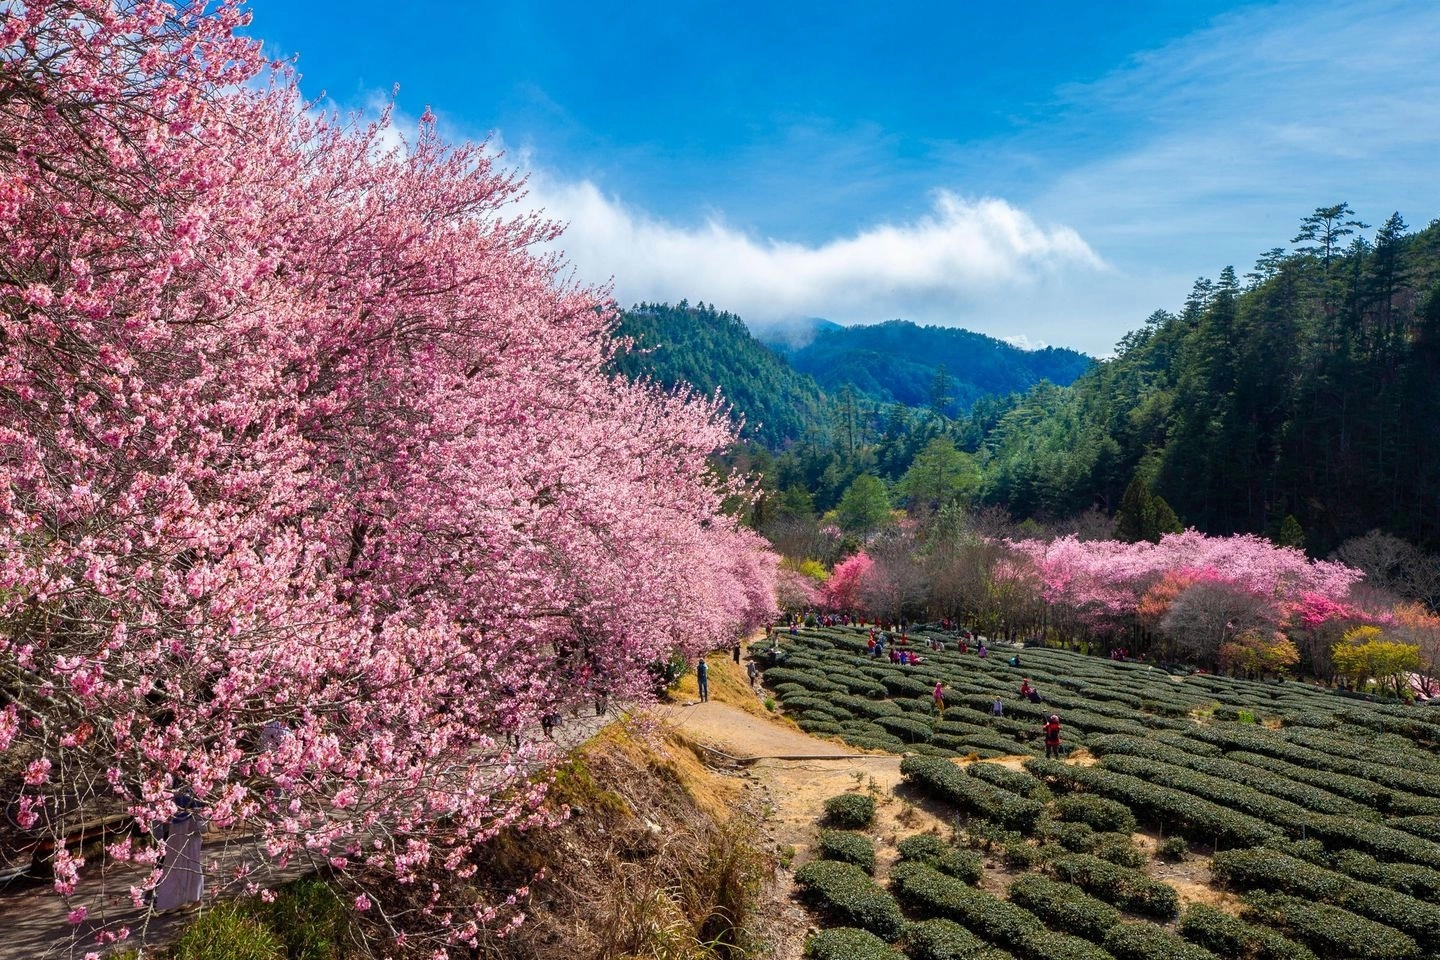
[[0, 1, 774, 953], [822, 552, 875, 615]]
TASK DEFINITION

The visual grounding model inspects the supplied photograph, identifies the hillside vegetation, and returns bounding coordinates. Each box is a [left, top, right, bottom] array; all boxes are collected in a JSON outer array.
[[982, 206, 1440, 553], [614, 302, 830, 446], [774, 319, 1092, 418]]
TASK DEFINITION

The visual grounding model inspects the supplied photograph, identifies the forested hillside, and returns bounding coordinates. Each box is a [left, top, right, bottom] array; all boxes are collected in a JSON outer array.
[[982, 206, 1440, 553], [774, 318, 1093, 417], [613, 305, 1093, 447], [612, 302, 829, 446]]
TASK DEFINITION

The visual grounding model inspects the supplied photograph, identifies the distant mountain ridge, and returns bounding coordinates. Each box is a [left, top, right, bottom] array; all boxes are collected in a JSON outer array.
[[766, 318, 1093, 417], [612, 303, 1093, 445]]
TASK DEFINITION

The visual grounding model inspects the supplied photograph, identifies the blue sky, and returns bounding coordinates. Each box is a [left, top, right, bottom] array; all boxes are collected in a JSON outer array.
[[248, 1, 1440, 355]]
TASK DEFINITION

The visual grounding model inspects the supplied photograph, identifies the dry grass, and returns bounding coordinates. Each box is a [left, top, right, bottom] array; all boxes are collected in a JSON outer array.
[[670, 642, 774, 720], [445, 720, 774, 960]]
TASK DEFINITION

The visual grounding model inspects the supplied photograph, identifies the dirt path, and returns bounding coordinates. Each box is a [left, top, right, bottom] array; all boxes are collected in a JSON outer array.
[[657, 700, 860, 760], [657, 683, 952, 960]]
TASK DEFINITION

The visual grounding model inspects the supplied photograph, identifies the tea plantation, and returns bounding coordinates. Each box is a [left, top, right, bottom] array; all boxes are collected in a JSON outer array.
[[771, 625, 1440, 960]]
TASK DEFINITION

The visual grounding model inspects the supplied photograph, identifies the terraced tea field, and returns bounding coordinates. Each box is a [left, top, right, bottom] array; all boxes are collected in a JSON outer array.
[[768, 625, 1440, 960]]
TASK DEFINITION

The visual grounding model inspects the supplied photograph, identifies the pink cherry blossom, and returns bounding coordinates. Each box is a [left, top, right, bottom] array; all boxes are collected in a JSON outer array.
[[823, 552, 875, 613], [0, 1, 776, 950]]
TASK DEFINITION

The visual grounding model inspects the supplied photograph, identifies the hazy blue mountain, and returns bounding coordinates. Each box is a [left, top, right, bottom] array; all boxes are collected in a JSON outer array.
[[766, 319, 1093, 416]]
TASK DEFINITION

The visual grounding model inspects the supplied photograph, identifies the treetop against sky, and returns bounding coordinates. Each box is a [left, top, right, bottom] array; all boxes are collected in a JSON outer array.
[[246, 0, 1440, 354]]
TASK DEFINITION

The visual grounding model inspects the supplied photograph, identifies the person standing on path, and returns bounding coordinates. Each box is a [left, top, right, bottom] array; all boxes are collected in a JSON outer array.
[[696, 658, 709, 703], [1043, 714, 1062, 759], [732, 642, 741, 664], [746, 659, 759, 688], [154, 786, 206, 912], [933, 680, 945, 717]]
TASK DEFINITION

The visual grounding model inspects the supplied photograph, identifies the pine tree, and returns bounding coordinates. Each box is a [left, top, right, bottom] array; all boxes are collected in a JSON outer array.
[[1273, 515, 1306, 550], [1115, 475, 1183, 543]]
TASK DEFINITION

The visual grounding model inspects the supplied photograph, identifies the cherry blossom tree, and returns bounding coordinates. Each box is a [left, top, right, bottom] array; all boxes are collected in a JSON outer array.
[[822, 552, 874, 614], [0, 1, 775, 953], [1008, 531, 1365, 654], [1393, 603, 1440, 698], [776, 568, 822, 612]]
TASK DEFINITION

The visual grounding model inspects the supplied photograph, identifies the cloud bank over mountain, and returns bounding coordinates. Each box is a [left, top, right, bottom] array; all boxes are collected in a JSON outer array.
[[531, 177, 1106, 337]]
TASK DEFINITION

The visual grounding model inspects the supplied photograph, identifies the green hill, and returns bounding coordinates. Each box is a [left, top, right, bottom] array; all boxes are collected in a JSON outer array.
[[611, 301, 829, 447]]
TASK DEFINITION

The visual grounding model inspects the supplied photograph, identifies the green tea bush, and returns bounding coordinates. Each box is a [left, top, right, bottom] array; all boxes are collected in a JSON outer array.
[[1008, 874, 1120, 941], [785, 694, 839, 713], [172, 903, 285, 960], [764, 667, 848, 694], [940, 732, 1039, 757], [1303, 812, 1440, 870], [1039, 819, 1098, 853], [1051, 793, 1137, 835], [895, 833, 984, 883], [1211, 847, 1440, 946], [1102, 921, 1218, 960], [1087, 734, 1368, 819], [1098, 754, 1310, 828], [1157, 837, 1188, 862], [1015, 929, 1116, 960], [1091, 832, 1147, 869], [847, 733, 910, 753], [1024, 759, 1279, 848], [901, 918, 992, 960], [1242, 891, 1419, 960], [832, 675, 891, 699], [889, 861, 1042, 944], [835, 693, 907, 720], [794, 859, 906, 941], [1327, 849, 1440, 901], [1177, 903, 1318, 960], [886, 674, 941, 698], [819, 830, 877, 874], [1189, 727, 1440, 801], [1048, 854, 1179, 919], [1392, 816, 1440, 843], [901, 755, 1044, 833], [968, 762, 1046, 798], [879, 714, 937, 743], [799, 718, 846, 736], [1150, 732, 1221, 756], [1308, 716, 1440, 765], [1280, 711, 1340, 731], [896, 833, 948, 861], [825, 793, 877, 829], [1001, 838, 1047, 870], [805, 927, 906, 960], [913, 742, 963, 758]]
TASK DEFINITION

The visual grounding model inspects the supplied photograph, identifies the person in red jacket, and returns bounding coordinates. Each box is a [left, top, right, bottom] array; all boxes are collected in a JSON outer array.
[[1042, 714, 1062, 759]]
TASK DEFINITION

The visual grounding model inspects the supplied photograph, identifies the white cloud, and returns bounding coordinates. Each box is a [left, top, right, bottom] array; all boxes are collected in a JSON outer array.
[[525, 175, 1104, 334], [1001, 334, 1048, 351]]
